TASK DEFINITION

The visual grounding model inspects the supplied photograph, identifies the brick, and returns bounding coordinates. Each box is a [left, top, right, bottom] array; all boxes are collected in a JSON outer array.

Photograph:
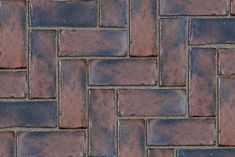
[[59, 60, 87, 128], [232, 0, 235, 15], [178, 149, 235, 157], [0, 101, 57, 128], [148, 149, 174, 157], [219, 78, 235, 145], [118, 89, 186, 116], [90, 90, 116, 157], [130, 0, 157, 56], [89, 59, 157, 85], [190, 19, 235, 45], [0, 71, 26, 98], [160, 18, 187, 86], [0, 0, 26, 68], [59, 30, 128, 57], [147, 119, 216, 146], [30, 0, 97, 27], [189, 48, 216, 116], [219, 49, 235, 76], [0, 132, 15, 157], [18, 131, 86, 157], [160, 0, 228, 15], [100, 0, 128, 27], [119, 120, 145, 157], [29, 30, 56, 98]]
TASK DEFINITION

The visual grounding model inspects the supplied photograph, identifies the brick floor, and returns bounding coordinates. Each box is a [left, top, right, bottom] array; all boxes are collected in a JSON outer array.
[[0, 0, 235, 157]]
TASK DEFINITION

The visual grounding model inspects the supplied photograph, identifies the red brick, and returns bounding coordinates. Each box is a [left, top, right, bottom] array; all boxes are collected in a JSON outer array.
[[0, 101, 57, 128], [89, 59, 157, 85], [0, 71, 26, 98], [59, 30, 128, 57], [59, 60, 87, 128], [118, 89, 186, 116], [30, 0, 97, 27], [190, 19, 235, 45], [160, 0, 228, 15], [89, 90, 116, 157], [130, 0, 157, 56], [0, 132, 15, 157], [178, 149, 235, 157], [189, 48, 216, 116], [100, 0, 128, 27], [232, 0, 235, 15], [219, 49, 235, 76], [148, 149, 174, 157], [119, 120, 145, 157], [18, 131, 86, 157], [160, 18, 187, 86], [29, 30, 56, 98], [219, 78, 235, 146], [0, 0, 26, 68], [147, 119, 216, 146]]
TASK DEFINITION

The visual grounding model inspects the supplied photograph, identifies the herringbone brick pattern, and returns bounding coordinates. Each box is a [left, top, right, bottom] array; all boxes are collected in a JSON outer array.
[[0, 0, 235, 157]]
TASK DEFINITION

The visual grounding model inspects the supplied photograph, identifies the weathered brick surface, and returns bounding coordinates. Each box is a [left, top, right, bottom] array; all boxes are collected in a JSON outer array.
[[0, 132, 15, 157], [178, 149, 235, 157], [219, 49, 235, 76], [148, 149, 174, 157]]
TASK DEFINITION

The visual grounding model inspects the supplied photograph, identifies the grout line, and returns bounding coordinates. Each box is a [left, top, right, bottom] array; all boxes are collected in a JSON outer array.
[[128, 0, 131, 57], [28, 26, 128, 31], [26, 0, 30, 101], [157, 0, 161, 87], [0, 69, 27, 72], [186, 17, 190, 118], [117, 116, 216, 120], [86, 62, 90, 157], [97, 0, 100, 28], [55, 30, 59, 129], [115, 89, 119, 157], [144, 119, 147, 157], [88, 86, 186, 90], [58, 56, 157, 60]]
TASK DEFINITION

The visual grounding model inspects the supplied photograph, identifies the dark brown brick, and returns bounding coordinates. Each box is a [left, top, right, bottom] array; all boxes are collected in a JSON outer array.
[[147, 119, 216, 146], [0, 71, 26, 98], [30, 0, 97, 27], [90, 90, 116, 157], [0, 101, 57, 128], [178, 149, 235, 157], [190, 19, 235, 45], [160, 0, 228, 15], [118, 89, 186, 116], [18, 131, 86, 157], [189, 48, 216, 116], [59, 30, 128, 57], [219, 78, 235, 146], [29, 30, 56, 98], [130, 0, 157, 56], [59, 60, 87, 128], [0, 0, 26, 68], [119, 120, 145, 157], [148, 149, 174, 157], [219, 49, 235, 76], [100, 0, 128, 27], [0, 132, 15, 157], [160, 18, 187, 86], [89, 59, 157, 85]]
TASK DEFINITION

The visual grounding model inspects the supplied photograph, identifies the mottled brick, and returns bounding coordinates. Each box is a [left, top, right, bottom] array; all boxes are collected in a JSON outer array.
[[29, 30, 56, 98], [190, 19, 235, 45], [160, 0, 228, 15], [0, 101, 57, 128], [18, 131, 86, 157], [0, 0, 26, 68], [90, 90, 116, 157], [0, 132, 15, 157], [189, 48, 216, 116], [89, 59, 157, 85], [60, 30, 128, 57], [160, 18, 186, 86], [30, 0, 97, 27], [0, 71, 26, 98], [147, 119, 216, 146], [148, 149, 174, 157], [130, 0, 157, 56], [178, 149, 235, 157], [59, 60, 87, 128], [219, 78, 235, 146], [100, 0, 128, 27], [119, 120, 145, 157], [118, 89, 186, 116], [219, 49, 235, 76]]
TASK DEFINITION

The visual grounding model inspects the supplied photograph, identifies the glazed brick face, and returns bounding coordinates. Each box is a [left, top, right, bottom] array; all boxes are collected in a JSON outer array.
[[59, 30, 128, 57], [148, 149, 174, 157], [0, 132, 15, 157], [219, 49, 235, 76]]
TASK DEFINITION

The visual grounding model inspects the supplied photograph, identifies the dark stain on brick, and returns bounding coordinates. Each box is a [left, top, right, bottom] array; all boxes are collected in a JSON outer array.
[[178, 149, 235, 157]]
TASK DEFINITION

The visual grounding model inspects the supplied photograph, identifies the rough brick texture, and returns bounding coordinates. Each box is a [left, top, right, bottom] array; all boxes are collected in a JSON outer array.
[[0, 0, 235, 156]]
